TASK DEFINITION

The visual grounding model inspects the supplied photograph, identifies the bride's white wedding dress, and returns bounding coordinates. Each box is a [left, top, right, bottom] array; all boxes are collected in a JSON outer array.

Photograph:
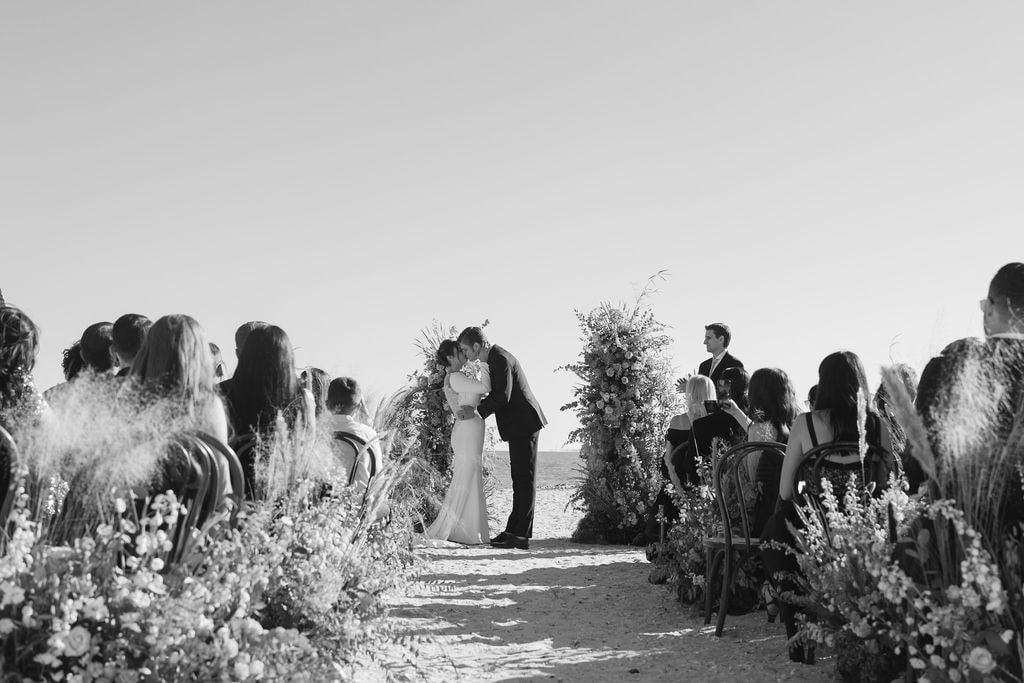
[[421, 364, 490, 546]]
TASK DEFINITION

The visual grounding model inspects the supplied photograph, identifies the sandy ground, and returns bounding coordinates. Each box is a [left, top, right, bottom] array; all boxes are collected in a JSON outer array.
[[357, 487, 833, 682]]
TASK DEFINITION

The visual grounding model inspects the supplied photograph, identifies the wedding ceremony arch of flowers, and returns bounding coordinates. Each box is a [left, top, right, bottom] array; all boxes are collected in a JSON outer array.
[[560, 281, 679, 544]]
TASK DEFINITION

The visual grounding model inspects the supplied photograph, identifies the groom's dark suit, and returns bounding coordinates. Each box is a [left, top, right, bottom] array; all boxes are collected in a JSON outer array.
[[476, 345, 547, 538]]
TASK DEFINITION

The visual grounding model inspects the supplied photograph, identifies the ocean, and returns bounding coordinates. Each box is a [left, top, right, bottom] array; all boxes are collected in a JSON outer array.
[[487, 450, 582, 490]]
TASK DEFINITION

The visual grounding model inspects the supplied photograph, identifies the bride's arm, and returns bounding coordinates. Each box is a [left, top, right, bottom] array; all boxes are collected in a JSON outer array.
[[442, 373, 461, 413]]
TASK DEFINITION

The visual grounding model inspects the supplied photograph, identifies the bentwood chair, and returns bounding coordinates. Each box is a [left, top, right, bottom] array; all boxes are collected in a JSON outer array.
[[703, 441, 786, 637], [194, 432, 246, 523], [0, 426, 21, 538]]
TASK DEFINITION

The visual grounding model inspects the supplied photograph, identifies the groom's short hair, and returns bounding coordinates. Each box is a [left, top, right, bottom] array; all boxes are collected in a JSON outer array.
[[457, 327, 488, 347]]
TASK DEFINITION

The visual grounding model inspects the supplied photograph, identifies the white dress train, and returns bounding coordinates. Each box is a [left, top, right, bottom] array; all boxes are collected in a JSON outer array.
[[421, 366, 490, 546]]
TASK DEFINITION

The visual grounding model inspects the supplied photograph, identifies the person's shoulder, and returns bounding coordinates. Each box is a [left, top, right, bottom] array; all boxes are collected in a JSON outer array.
[[669, 413, 690, 430], [726, 352, 743, 366]]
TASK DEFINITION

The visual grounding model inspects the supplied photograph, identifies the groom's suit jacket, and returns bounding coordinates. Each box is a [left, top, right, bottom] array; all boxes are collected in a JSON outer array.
[[476, 345, 547, 441]]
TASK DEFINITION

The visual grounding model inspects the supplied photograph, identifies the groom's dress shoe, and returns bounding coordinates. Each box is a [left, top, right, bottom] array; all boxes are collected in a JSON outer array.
[[489, 532, 510, 545], [490, 535, 529, 550]]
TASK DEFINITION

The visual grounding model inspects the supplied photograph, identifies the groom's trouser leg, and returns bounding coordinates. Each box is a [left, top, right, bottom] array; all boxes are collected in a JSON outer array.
[[506, 431, 539, 538]]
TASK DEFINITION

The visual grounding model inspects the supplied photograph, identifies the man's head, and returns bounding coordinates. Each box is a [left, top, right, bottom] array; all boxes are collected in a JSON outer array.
[[717, 366, 750, 411], [80, 322, 116, 373], [703, 323, 731, 355], [982, 262, 1024, 336], [111, 314, 152, 367], [234, 321, 269, 358], [326, 376, 362, 416], [209, 342, 226, 380], [457, 326, 489, 362]]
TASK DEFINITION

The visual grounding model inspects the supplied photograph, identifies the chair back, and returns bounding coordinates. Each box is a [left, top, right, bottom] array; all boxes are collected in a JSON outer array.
[[712, 441, 786, 551], [0, 426, 20, 535], [156, 435, 212, 566], [229, 433, 260, 500], [195, 432, 246, 522], [793, 441, 892, 511]]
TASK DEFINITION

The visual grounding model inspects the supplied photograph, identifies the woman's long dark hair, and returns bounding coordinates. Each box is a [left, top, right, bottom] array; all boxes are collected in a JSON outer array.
[[747, 367, 800, 443], [225, 325, 302, 436], [0, 305, 40, 412], [814, 351, 875, 439]]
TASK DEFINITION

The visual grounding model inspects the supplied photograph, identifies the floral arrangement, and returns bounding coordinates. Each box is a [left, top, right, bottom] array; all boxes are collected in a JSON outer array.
[[560, 279, 679, 543], [786, 476, 1019, 682], [0, 378, 422, 680]]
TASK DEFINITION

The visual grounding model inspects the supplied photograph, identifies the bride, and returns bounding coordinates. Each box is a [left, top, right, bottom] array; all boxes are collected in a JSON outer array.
[[421, 339, 490, 545]]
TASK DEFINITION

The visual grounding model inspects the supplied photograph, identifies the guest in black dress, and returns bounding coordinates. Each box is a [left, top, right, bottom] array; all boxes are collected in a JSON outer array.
[[761, 351, 892, 663], [223, 325, 314, 498], [686, 367, 752, 484], [745, 368, 800, 534]]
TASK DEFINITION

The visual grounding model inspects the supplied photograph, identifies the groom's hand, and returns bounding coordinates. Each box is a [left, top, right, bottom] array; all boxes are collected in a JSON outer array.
[[457, 406, 478, 420]]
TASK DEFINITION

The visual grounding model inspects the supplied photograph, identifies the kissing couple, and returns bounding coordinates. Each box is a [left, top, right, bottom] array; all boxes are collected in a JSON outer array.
[[420, 327, 547, 550]]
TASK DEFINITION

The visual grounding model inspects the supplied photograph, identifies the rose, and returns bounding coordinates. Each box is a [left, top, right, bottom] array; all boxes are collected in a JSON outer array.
[[62, 625, 92, 658], [967, 646, 996, 674]]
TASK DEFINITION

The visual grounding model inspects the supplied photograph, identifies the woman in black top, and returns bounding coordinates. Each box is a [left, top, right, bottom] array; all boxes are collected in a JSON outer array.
[[223, 325, 313, 497]]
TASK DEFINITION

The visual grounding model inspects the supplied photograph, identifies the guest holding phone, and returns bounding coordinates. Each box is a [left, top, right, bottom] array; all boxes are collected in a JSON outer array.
[[682, 366, 751, 485]]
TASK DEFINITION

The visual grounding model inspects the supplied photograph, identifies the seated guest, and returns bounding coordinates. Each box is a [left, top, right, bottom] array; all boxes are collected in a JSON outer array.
[[910, 262, 1024, 523], [745, 368, 801, 532], [218, 321, 268, 396], [124, 314, 228, 444], [301, 367, 330, 419], [223, 325, 313, 497], [0, 305, 46, 431], [686, 367, 752, 483], [762, 350, 892, 663], [873, 362, 918, 466], [43, 341, 85, 402], [665, 375, 716, 492], [326, 377, 381, 500], [79, 322, 117, 375], [112, 314, 152, 378], [806, 384, 818, 411], [209, 343, 227, 381]]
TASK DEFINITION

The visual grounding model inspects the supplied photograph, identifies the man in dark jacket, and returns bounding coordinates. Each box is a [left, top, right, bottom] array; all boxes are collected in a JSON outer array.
[[458, 327, 546, 550], [910, 263, 1024, 527]]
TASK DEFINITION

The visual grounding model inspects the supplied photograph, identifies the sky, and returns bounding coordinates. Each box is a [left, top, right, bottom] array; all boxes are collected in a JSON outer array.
[[3, 2, 1022, 451]]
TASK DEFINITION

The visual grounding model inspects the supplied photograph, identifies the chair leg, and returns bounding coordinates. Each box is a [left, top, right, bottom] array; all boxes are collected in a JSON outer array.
[[703, 547, 714, 624], [715, 549, 733, 637], [704, 549, 723, 625]]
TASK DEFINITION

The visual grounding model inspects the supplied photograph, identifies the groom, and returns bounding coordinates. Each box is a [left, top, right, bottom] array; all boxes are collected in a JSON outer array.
[[457, 327, 546, 550]]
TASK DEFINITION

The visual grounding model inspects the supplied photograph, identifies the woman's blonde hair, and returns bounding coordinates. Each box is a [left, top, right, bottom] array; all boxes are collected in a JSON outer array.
[[129, 314, 215, 407], [685, 375, 716, 421]]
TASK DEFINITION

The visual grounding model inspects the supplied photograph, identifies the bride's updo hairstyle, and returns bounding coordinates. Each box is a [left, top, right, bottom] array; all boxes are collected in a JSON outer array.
[[436, 340, 459, 368]]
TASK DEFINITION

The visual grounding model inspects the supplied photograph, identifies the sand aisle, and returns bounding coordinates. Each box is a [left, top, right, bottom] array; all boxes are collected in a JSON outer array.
[[363, 488, 832, 682]]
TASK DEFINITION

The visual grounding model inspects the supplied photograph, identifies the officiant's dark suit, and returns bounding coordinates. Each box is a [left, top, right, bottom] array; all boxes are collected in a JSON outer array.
[[476, 345, 547, 538], [698, 352, 744, 384]]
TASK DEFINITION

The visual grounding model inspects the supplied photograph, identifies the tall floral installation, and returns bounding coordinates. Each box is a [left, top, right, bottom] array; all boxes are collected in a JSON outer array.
[[560, 283, 679, 544]]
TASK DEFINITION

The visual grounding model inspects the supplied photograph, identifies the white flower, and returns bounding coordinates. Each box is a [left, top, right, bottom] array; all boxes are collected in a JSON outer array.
[[967, 646, 996, 674], [62, 625, 92, 657], [233, 662, 251, 679], [0, 584, 25, 607], [81, 597, 108, 621], [114, 498, 127, 514], [0, 619, 14, 635], [150, 558, 165, 572]]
